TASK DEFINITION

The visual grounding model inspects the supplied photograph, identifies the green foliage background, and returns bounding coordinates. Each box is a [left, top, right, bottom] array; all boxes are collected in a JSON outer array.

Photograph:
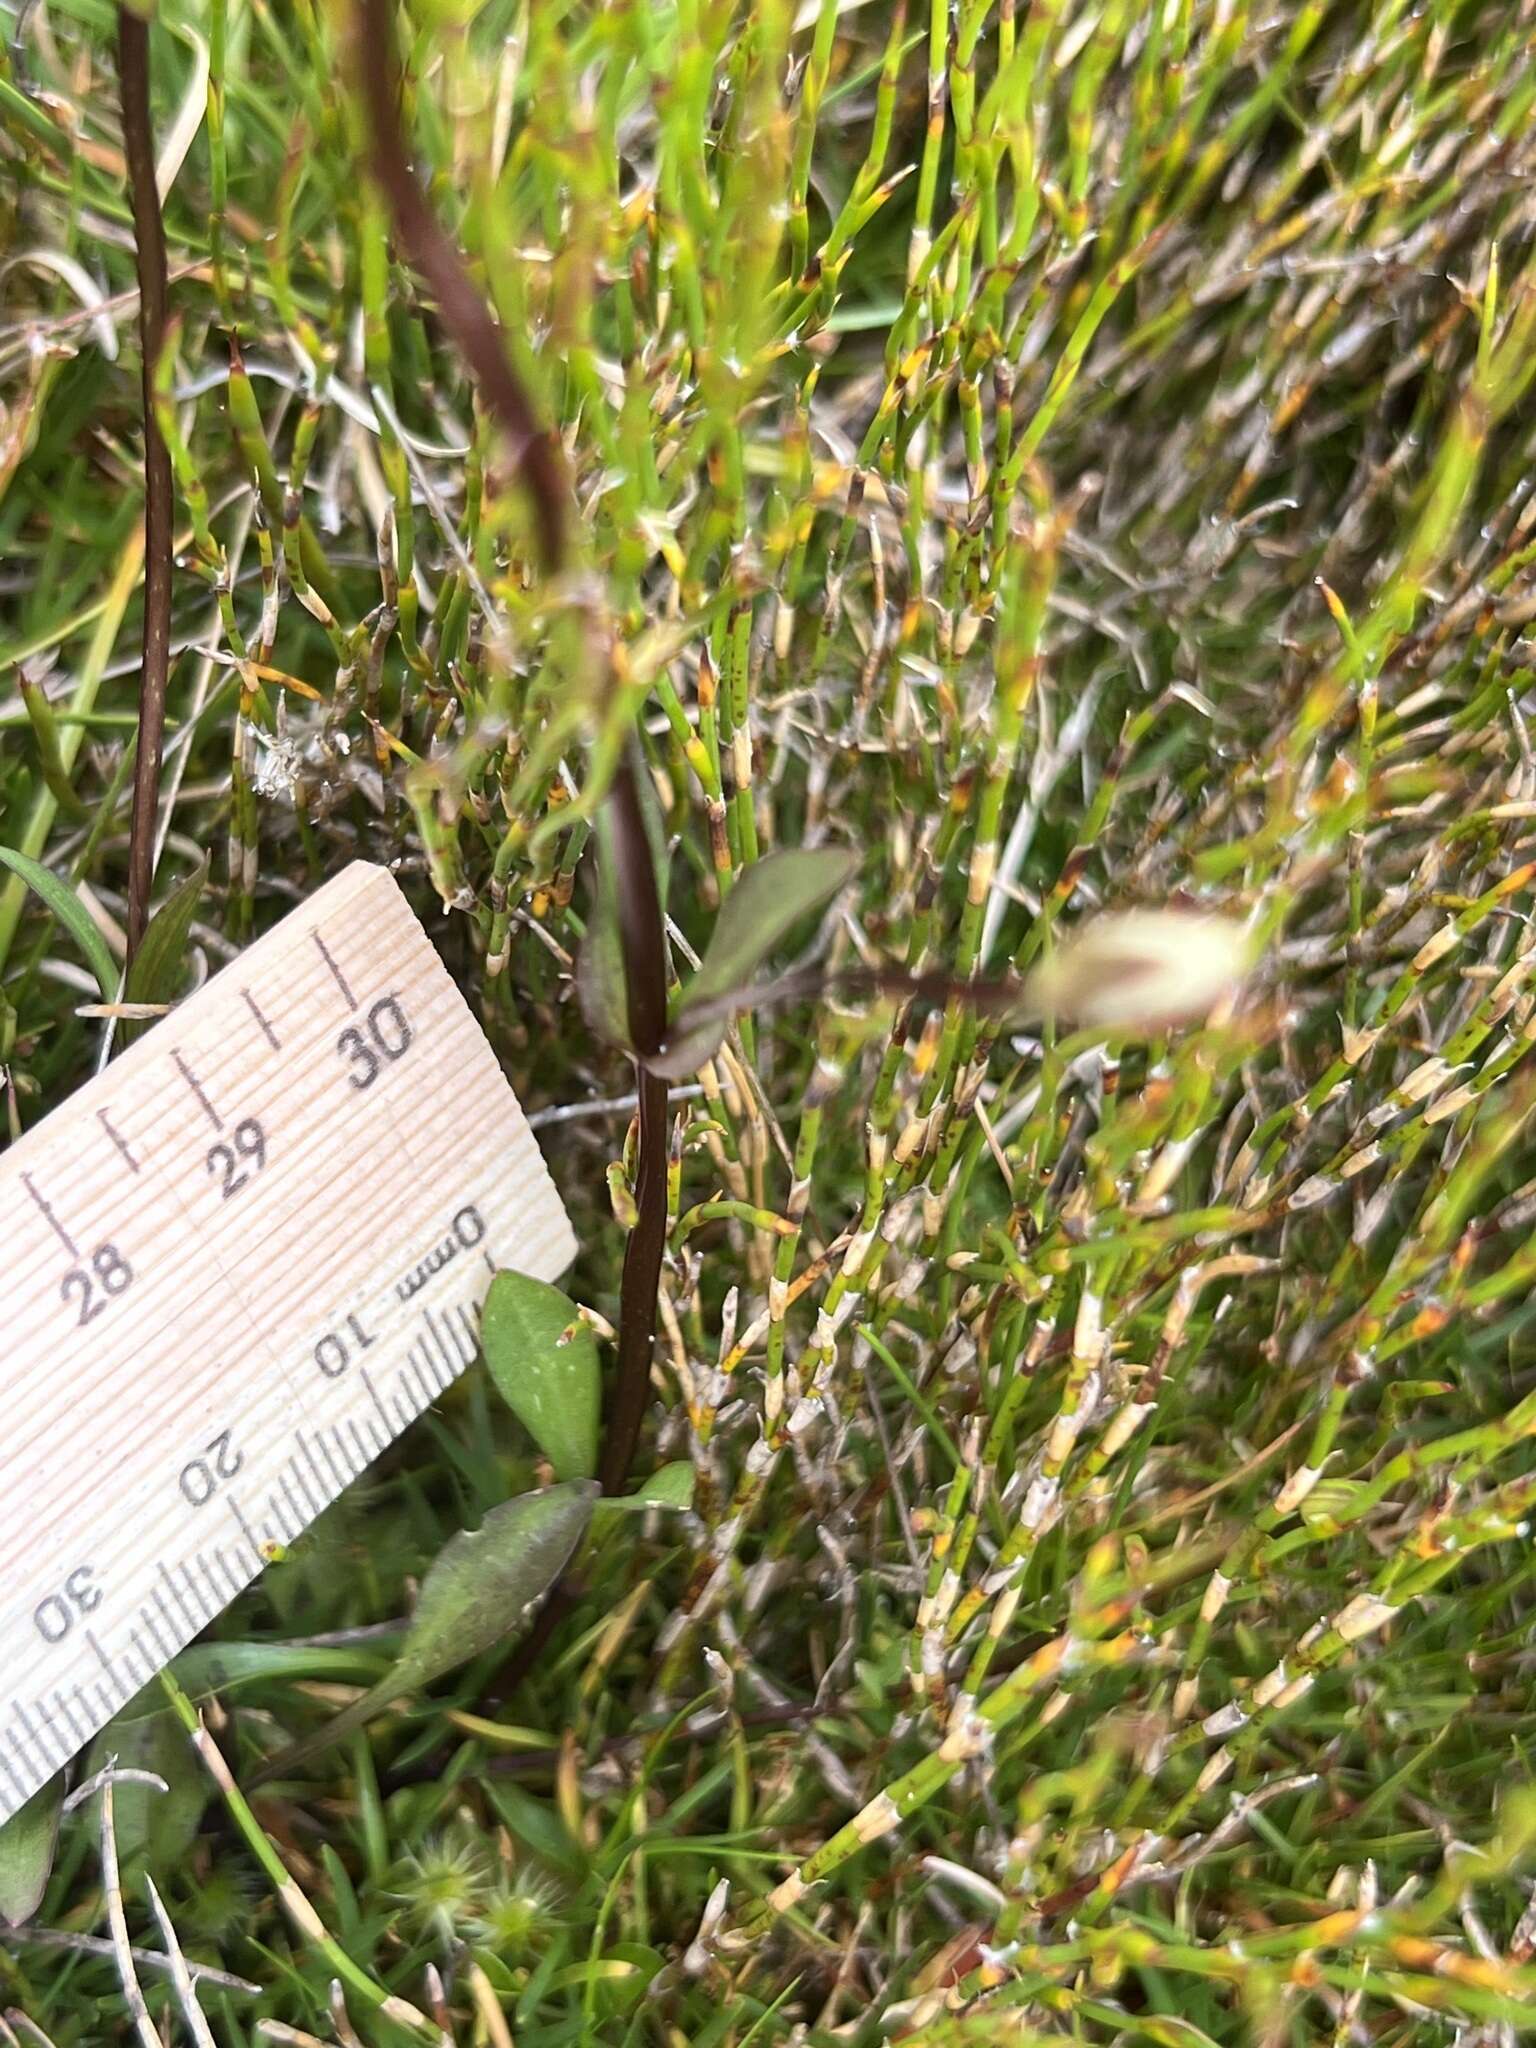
[[5, 0, 1536, 2040]]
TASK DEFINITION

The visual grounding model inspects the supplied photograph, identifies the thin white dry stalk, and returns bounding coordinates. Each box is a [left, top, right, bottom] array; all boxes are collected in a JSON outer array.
[[3, 2012, 59, 2048], [95, 1771, 162, 2048], [328, 1981, 366, 2048], [2, 1926, 258, 1995], [144, 1873, 217, 2048]]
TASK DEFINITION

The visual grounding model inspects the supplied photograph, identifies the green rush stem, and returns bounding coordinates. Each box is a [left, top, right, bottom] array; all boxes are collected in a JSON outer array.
[[207, 0, 232, 318], [157, 1670, 441, 2040], [740, 1610, 1140, 1934], [765, 1052, 837, 1385], [889, 0, 948, 370], [909, 1414, 982, 1702], [0, 534, 145, 978], [953, 1286, 1114, 1704], [787, 0, 839, 284], [944, 1305, 1060, 1639], [18, 678, 88, 821]]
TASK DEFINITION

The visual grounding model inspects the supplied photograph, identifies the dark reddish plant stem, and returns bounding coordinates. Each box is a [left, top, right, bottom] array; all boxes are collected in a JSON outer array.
[[118, 6, 173, 962], [353, 0, 667, 1503], [354, 0, 564, 574], [603, 1056, 668, 1494], [599, 747, 670, 1493]]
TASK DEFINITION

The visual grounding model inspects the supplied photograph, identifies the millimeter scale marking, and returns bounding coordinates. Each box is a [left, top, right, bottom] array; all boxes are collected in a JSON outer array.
[[0, 862, 575, 1826]]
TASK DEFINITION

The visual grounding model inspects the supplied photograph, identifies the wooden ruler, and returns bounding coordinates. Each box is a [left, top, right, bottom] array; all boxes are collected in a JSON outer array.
[[0, 862, 575, 1827]]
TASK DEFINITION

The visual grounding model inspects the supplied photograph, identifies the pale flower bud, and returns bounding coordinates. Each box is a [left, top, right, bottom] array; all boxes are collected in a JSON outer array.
[[1023, 908, 1254, 1035]]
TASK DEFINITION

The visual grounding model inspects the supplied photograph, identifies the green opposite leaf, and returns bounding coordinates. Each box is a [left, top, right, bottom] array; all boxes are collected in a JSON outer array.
[[591, 1461, 695, 1513], [85, 1689, 209, 1868], [391, 1478, 595, 1685], [657, 845, 858, 1076], [482, 1270, 601, 1481], [0, 1772, 64, 1927], [576, 807, 630, 1050], [684, 846, 857, 1012], [254, 1479, 596, 1782], [632, 1460, 695, 1508], [124, 858, 208, 1012], [576, 753, 671, 1052], [0, 848, 118, 999]]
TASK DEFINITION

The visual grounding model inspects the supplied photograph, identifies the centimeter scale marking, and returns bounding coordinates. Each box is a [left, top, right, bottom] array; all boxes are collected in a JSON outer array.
[[0, 862, 575, 1826]]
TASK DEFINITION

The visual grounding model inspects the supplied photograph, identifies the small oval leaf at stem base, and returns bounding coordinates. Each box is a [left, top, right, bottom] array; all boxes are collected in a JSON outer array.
[[252, 1480, 596, 1783], [482, 1270, 602, 1481], [85, 1688, 211, 1868], [0, 1771, 64, 1927], [390, 1478, 597, 1688]]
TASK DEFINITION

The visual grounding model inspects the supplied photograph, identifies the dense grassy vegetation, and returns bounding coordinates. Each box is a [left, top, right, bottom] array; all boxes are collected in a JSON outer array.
[[7, 0, 1536, 2040]]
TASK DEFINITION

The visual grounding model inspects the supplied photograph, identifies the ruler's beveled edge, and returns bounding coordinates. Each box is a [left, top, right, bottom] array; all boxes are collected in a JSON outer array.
[[1, 863, 578, 1284]]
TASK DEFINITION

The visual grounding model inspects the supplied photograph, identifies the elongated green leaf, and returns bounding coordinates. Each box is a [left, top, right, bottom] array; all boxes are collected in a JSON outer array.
[[658, 845, 857, 1074], [482, 1270, 601, 1481], [254, 1480, 596, 1781], [685, 847, 856, 1010], [0, 1772, 64, 1926], [172, 1638, 397, 1695], [630, 1460, 695, 1508], [485, 1778, 587, 1876], [124, 858, 208, 1010], [0, 848, 118, 999]]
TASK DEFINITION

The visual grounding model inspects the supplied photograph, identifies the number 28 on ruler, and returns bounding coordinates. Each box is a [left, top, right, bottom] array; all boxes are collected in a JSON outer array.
[[0, 862, 574, 1825], [56, 966, 408, 1328]]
